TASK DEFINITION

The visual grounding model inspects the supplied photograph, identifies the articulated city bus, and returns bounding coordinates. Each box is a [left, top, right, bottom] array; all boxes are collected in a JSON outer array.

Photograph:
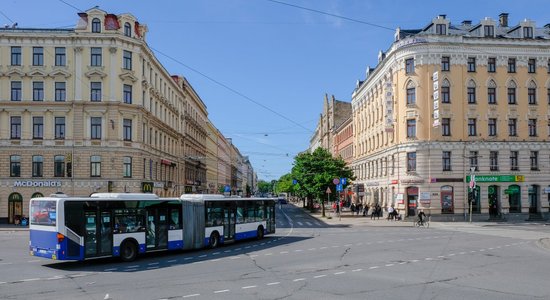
[[29, 193, 276, 262]]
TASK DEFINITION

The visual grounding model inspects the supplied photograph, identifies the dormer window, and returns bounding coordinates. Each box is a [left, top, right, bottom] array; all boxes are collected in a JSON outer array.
[[124, 22, 132, 37], [92, 18, 101, 33], [436, 24, 446, 35], [523, 26, 533, 38], [484, 25, 494, 37]]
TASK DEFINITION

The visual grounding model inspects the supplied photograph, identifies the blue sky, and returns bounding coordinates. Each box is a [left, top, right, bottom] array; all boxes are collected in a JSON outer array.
[[4, 0, 549, 181]]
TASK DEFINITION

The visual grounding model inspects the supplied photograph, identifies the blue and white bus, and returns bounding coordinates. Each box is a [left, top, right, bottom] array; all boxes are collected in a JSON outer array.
[[29, 193, 276, 262]]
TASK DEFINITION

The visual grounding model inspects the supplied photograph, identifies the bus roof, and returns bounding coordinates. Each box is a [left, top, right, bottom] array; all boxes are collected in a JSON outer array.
[[90, 193, 160, 200]]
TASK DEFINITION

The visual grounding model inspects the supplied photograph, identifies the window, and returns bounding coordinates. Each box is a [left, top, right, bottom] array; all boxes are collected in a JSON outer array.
[[407, 152, 416, 172], [488, 118, 497, 136], [405, 58, 414, 74], [469, 151, 478, 171], [123, 50, 132, 70], [508, 58, 516, 73], [528, 87, 537, 105], [406, 87, 416, 105], [123, 84, 132, 104], [406, 119, 416, 138], [33, 116, 44, 139], [510, 151, 519, 171], [467, 87, 476, 104], [484, 25, 494, 37], [32, 47, 44, 66], [54, 155, 65, 177], [487, 57, 496, 72], [467, 57, 476, 72], [441, 79, 450, 103], [441, 56, 450, 71], [55, 47, 66, 66], [530, 151, 539, 170], [91, 47, 102, 66], [528, 119, 537, 136], [508, 118, 517, 136], [442, 118, 451, 136], [442, 151, 452, 171], [548, 88, 550, 104], [489, 151, 499, 171], [123, 156, 132, 177], [124, 22, 132, 37], [508, 87, 517, 104], [91, 117, 102, 139], [468, 118, 477, 136], [436, 24, 446, 35], [55, 82, 66, 102], [10, 155, 21, 177], [10, 116, 21, 139], [528, 58, 536, 73], [55, 117, 65, 139], [123, 119, 132, 141], [91, 18, 101, 33], [11, 46, 21, 66], [488, 87, 497, 104], [91, 82, 102, 101], [11, 81, 22, 101], [90, 155, 101, 177], [32, 155, 44, 177], [523, 26, 533, 38], [33, 81, 44, 101]]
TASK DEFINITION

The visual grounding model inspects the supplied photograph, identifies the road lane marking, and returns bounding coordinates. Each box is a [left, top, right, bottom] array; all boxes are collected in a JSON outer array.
[[214, 290, 229, 294], [242, 285, 257, 289], [182, 294, 200, 298], [293, 278, 306, 282], [314, 275, 327, 278], [267, 282, 280, 285], [334, 271, 345, 275]]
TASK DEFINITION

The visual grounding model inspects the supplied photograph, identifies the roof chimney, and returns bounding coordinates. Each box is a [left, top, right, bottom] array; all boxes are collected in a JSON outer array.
[[438, 14, 446, 19], [462, 20, 472, 26], [499, 13, 509, 27]]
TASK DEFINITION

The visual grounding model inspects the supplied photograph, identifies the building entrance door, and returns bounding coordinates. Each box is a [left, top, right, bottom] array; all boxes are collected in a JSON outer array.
[[406, 187, 418, 216], [8, 193, 23, 224]]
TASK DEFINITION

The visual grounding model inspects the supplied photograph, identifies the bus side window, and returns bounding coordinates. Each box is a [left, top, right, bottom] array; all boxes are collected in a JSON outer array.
[[170, 209, 181, 230], [236, 207, 244, 224]]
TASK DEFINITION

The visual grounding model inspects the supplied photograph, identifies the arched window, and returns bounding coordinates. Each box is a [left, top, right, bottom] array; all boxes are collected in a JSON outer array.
[[488, 79, 497, 104], [508, 80, 517, 104], [441, 79, 450, 103], [406, 81, 416, 105], [528, 80, 537, 104], [467, 79, 476, 104], [92, 18, 101, 33], [124, 22, 132, 37]]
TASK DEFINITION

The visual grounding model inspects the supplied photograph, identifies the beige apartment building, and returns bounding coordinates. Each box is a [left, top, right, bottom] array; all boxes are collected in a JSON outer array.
[[352, 13, 550, 220], [0, 8, 221, 223]]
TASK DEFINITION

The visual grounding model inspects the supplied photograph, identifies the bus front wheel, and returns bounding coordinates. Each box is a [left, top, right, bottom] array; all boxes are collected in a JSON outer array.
[[120, 240, 138, 262], [209, 232, 220, 249]]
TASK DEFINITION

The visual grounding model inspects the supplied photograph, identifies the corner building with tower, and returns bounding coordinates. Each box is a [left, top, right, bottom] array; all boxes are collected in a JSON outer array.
[[351, 13, 550, 220]]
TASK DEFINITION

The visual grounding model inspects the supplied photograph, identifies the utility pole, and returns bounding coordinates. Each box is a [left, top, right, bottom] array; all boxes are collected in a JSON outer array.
[[469, 167, 476, 223]]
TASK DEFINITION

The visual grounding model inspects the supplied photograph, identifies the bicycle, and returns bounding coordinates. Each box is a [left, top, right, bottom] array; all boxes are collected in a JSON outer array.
[[413, 217, 430, 228]]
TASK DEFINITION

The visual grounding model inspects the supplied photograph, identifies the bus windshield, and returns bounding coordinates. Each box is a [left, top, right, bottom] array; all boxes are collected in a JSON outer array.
[[30, 200, 57, 226]]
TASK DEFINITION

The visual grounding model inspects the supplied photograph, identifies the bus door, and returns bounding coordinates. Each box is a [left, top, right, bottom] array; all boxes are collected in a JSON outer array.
[[84, 211, 98, 257], [98, 210, 112, 256], [224, 204, 235, 240], [266, 203, 275, 233], [146, 208, 168, 249]]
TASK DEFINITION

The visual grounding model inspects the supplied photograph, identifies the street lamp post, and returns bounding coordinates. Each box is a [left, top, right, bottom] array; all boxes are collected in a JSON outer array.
[[469, 167, 476, 223]]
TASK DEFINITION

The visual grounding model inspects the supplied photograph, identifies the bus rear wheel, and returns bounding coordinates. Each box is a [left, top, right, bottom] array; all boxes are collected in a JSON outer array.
[[209, 232, 220, 249], [120, 240, 138, 262], [257, 226, 264, 240]]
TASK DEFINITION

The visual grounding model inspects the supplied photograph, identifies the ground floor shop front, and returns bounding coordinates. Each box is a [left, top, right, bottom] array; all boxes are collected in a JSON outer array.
[[353, 175, 550, 220]]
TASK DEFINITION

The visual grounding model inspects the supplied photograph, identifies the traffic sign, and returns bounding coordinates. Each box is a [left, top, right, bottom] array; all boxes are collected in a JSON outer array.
[[326, 187, 332, 194], [340, 178, 347, 185], [333, 178, 340, 185]]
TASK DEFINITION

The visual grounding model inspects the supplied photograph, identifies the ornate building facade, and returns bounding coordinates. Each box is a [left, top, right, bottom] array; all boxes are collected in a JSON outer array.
[[0, 8, 251, 223], [352, 14, 550, 220]]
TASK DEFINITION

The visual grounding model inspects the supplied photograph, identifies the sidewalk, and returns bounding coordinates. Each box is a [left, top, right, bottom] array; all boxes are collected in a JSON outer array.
[[0, 224, 29, 231], [307, 208, 412, 227]]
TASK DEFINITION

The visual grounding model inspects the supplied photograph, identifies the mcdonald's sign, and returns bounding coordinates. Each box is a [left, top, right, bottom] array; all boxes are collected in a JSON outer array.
[[141, 182, 154, 193]]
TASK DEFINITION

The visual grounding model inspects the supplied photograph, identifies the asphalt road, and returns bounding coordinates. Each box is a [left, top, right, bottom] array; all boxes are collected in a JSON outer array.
[[1, 204, 550, 300]]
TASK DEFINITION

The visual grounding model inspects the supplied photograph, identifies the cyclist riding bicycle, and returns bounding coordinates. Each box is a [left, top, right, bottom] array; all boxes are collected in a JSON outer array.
[[417, 210, 426, 226]]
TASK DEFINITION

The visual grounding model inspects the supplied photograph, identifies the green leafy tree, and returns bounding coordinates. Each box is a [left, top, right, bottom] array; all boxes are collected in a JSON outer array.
[[276, 173, 294, 195], [257, 180, 272, 195], [291, 148, 355, 217]]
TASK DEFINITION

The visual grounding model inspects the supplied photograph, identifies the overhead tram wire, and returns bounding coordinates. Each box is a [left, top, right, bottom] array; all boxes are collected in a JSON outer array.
[[150, 47, 313, 134], [266, 0, 512, 58]]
